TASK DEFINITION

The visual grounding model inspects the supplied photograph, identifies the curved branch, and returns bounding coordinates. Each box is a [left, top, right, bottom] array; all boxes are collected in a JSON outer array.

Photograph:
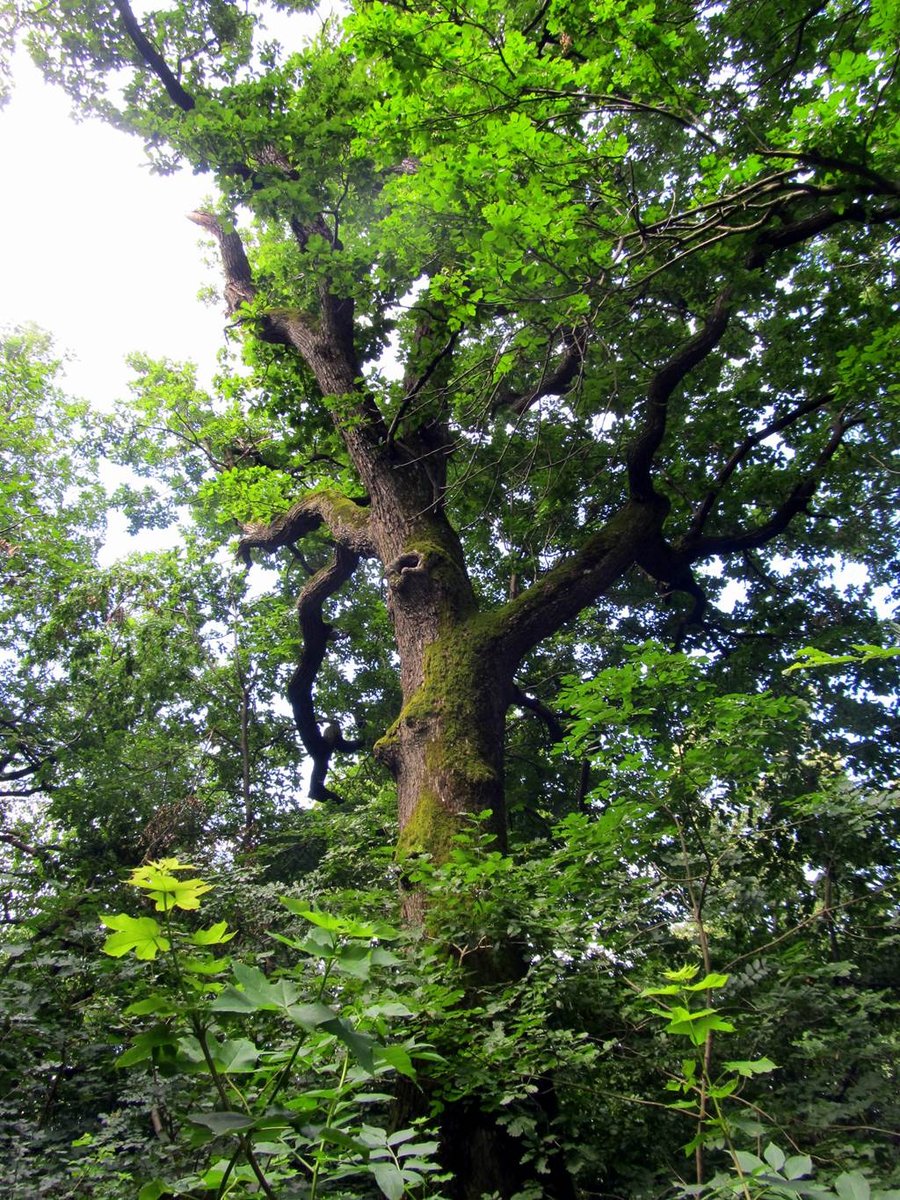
[[624, 198, 896, 508], [626, 288, 733, 502], [113, 0, 195, 112], [238, 489, 374, 564], [492, 327, 587, 417], [634, 537, 709, 629], [512, 685, 564, 743], [683, 408, 864, 559], [745, 200, 900, 269], [288, 545, 364, 803], [0, 830, 56, 860], [687, 392, 834, 540], [757, 149, 900, 200]]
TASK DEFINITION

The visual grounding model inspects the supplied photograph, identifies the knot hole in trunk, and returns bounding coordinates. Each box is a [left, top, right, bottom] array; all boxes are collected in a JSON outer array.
[[385, 551, 429, 591]]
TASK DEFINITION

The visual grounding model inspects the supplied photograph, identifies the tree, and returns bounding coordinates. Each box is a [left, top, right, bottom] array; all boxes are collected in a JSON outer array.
[[4, 0, 899, 1195], [17, 0, 896, 842]]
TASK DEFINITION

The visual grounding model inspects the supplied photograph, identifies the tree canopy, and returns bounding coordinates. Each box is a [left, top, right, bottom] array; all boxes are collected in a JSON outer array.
[[0, 1, 898, 1198]]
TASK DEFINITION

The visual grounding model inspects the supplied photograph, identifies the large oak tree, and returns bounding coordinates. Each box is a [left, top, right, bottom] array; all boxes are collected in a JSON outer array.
[[7, 3, 898, 1188]]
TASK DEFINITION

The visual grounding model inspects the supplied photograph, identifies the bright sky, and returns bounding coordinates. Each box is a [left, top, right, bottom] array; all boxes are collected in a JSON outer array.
[[0, 50, 223, 407]]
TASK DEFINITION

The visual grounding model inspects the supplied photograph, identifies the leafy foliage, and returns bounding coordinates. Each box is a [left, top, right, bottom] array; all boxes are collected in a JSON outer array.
[[1, 0, 899, 1196]]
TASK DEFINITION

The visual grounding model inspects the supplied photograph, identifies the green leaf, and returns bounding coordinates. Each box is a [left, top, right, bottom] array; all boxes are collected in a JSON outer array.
[[288, 1001, 340, 1029], [323, 1017, 377, 1073], [784, 1156, 813, 1180], [181, 956, 231, 975], [138, 1183, 168, 1200], [663, 965, 701, 983], [723, 1057, 778, 1077], [376, 1043, 416, 1079], [835, 1173, 871, 1200], [212, 1038, 259, 1073], [734, 1151, 766, 1174], [387, 1127, 417, 1147], [371, 1161, 406, 1200], [333, 941, 374, 979], [189, 921, 235, 946], [280, 899, 394, 937], [764, 1144, 786, 1172], [188, 1111, 257, 1135], [116, 1027, 177, 1067], [684, 973, 730, 991], [319, 1126, 367, 1152], [100, 914, 169, 960], [123, 994, 176, 1016], [210, 963, 301, 1013], [127, 860, 212, 911]]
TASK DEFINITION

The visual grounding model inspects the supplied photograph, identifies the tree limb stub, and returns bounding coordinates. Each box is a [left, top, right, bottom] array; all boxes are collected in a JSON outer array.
[[187, 211, 256, 317]]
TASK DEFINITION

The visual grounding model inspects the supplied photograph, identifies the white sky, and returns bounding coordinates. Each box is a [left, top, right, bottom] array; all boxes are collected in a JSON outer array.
[[0, 50, 224, 407]]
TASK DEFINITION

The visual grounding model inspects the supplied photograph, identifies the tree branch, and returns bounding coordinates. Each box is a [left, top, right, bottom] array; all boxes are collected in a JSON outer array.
[[492, 327, 587, 416], [687, 392, 835, 540], [512, 685, 564, 743], [113, 0, 196, 112], [238, 490, 374, 565], [757, 149, 899, 199], [626, 288, 733, 502], [496, 500, 665, 665], [745, 200, 900, 269], [683, 408, 863, 559], [0, 830, 55, 860], [190, 213, 378, 443], [389, 328, 459, 448], [288, 545, 364, 802]]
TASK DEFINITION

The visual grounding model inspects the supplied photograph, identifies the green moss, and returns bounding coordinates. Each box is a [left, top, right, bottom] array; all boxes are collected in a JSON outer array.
[[416, 619, 504, 783], [310, 487, 370, 531], [396, 787, 460, 864]]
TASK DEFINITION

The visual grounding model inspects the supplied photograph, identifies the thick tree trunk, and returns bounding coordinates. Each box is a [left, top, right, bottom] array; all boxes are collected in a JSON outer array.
[[213, 213, 656, 1200]]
